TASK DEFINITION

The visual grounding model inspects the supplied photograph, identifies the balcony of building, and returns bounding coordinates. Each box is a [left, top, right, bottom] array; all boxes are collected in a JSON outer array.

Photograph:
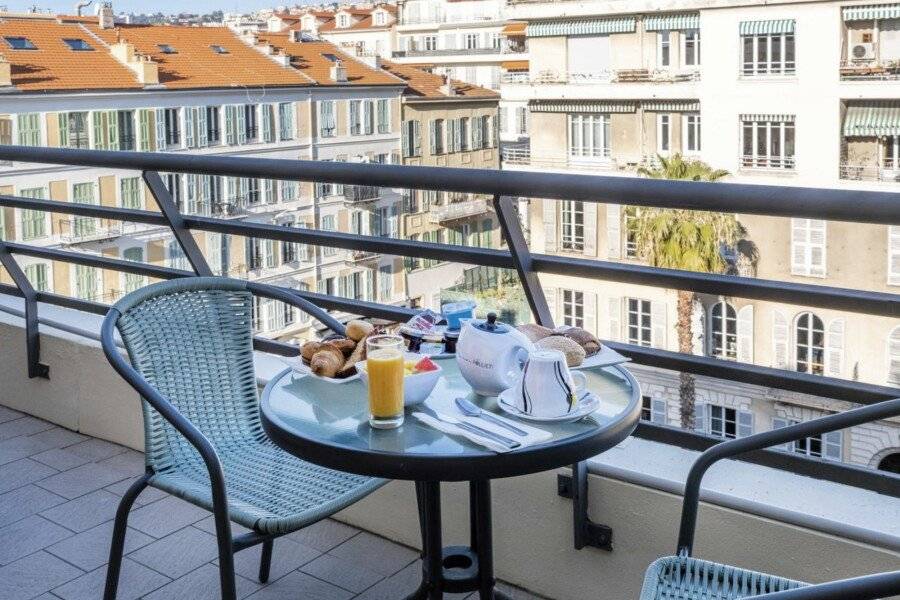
[[840, 100, 900, 182], [501, 146, 627, 174], [344, 185, 382, 204], [0, 146, 897, 600], [840, 6, 900, 81], [427, 197, 493, 224]]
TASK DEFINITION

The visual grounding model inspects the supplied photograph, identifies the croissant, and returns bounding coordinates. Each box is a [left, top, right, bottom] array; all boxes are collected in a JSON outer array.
[[301, 341, 324, 363], [328, 338, 357, 357], [338, 334, 369, 378], [310, 346, 345, 378]]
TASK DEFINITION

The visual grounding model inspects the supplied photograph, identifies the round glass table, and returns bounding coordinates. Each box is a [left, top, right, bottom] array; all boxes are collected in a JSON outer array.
[[260, 356, 641, 599]]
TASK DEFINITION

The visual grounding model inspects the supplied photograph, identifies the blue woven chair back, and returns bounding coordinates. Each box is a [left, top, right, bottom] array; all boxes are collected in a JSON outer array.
[[113, 278, 262, 473]]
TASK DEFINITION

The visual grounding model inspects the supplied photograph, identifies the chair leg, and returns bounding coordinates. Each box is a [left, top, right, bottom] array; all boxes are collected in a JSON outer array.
[[103, 474, 150, 600], [258, 539, 274, 583], [212, 503, 237, 600]]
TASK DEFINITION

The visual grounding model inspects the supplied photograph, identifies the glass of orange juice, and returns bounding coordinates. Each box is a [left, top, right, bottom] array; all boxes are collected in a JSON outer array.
[[365, 335, 405, 429]]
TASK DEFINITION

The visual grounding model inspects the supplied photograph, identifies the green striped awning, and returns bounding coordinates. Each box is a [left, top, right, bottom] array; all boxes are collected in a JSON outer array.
[[529, 100, 637, 114], [843, 102, 900, 136], [739, 19, 795, 35], [842, 3, 900, 20], [642, 100, 701, 111], [644, 13, 700, 31], [528, 17, 636, 37], [740, 113, 796, 122]]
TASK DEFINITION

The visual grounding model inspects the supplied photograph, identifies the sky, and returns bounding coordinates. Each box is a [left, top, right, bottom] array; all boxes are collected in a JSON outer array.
[[6, 0, 318, 16]]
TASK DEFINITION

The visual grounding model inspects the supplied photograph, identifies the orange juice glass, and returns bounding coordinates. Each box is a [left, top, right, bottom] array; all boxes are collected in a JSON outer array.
[[365, 335, 405, 429]]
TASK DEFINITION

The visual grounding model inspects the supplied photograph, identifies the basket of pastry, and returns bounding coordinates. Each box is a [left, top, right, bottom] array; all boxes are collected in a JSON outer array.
[[515, 323, 629, 369], [293, 320, 377, 383]]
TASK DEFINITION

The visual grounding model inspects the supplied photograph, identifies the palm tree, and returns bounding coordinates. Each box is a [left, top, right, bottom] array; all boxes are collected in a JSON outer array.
[[632, 154, 739, 429]]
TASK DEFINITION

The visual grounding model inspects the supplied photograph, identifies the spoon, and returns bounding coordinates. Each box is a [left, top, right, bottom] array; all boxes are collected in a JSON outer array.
[[454, 397, 528, 437]]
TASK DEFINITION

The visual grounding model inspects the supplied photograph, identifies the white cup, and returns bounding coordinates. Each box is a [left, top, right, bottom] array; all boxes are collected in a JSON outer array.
[[512, 350, 588, 418]]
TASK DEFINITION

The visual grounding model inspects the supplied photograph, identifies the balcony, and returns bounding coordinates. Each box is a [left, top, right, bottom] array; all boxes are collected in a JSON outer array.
[[840, 161, 900, 183], [392, 47, 503, 59], [0, 146, 897, 600], [501, 68, 700, 85], [501, 146, 620, 173], [344, 185, 381, 203], [840, 59, 900, 81], [427, 198, 492, 224]]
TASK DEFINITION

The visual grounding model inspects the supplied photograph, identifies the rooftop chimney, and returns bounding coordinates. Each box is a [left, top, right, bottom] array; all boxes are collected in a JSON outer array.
[[97, 1, 114, 28], [110, 41, 159, 85], [330, 59, 348, 83], [75, 0, 92, 17], [440, 73, 456, 96]]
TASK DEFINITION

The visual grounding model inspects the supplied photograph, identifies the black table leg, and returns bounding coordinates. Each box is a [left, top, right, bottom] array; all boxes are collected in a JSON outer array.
[[407, 480, 513, 600]]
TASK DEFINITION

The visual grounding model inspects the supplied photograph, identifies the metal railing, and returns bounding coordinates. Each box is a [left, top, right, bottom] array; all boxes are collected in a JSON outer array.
[[840, 162, 900, 183], [501, 69, 701, 85], [428, 198, 493, 223], [392, 47, 502, 58], [0, 144, 897, 497]]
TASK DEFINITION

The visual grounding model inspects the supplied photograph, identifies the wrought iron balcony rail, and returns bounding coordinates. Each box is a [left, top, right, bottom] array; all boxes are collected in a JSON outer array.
[[0, 145, 897, 498]]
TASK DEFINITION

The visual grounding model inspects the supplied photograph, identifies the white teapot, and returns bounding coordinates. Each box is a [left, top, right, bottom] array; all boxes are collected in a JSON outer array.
[[455, 313, 534, 396]]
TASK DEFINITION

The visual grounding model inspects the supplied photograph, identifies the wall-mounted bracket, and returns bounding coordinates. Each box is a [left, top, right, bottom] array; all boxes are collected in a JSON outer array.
[[557, 462, 613, 551]]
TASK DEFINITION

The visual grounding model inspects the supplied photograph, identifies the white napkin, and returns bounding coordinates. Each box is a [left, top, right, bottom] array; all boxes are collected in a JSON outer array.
[[413, 405, 553, 453]]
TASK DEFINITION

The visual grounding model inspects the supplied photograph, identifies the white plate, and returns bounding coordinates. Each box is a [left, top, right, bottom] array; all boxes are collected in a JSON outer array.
[[572, 345, 630, 370], [279, 357, 361, 384], [497, 389, 600, 423]]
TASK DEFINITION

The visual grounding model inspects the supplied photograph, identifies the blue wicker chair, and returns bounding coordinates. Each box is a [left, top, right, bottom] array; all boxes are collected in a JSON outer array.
[[639, 397, 900, 600], [100, 277, 386, 600]]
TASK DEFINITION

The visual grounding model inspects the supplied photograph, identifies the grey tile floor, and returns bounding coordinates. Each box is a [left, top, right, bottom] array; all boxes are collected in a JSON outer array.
[[0, 405, 546, 600]]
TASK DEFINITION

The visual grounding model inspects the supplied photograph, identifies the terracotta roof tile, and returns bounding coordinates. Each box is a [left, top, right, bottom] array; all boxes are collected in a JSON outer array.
[[85, 24, 311, 89], [379, 60, 499, 99], [0, 20, 142, 91], [256, 33, 401, 86]]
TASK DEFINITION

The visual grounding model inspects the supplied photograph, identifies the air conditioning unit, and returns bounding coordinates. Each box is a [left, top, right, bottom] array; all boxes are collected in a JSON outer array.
[[851, 42, 876, 60]]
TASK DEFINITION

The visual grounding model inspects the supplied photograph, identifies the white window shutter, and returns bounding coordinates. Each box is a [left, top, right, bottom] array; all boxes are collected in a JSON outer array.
[[651, 399, 667, 424], [607, 296, 621, 341], [772, 417, 792, 451], [772, 310, 788, 369], [823, 430, 842, 461], [790, 218, 807, 275], [737, 305, 754, 363], [889, 226, 900, 286], [429, 120, 437, 155], [582, 202, 597, 256], [606, 204, 621, 259], [197, 107, 208, 147], [737, 410, 754, 438], [543, 286, 558, 326], [691, 299, 705, 355], [185, 107, 196, 148], [809, 220, 826, 277], [693, 403, 706, 433], [542, 199, 557, 253], [825, 318, 844, 378], [584, 292, 598, 337], [237, 107, 247, 144], [651, 301, 667, 349], [413, 120, 421, 155], [155, 108, 166, 151]]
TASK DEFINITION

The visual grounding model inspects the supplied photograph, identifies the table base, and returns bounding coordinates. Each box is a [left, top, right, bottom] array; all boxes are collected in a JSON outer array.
[[404, 481, 512, 600]]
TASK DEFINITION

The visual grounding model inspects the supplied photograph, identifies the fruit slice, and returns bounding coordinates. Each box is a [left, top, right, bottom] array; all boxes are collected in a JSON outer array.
[[414, 357, 439, 372]]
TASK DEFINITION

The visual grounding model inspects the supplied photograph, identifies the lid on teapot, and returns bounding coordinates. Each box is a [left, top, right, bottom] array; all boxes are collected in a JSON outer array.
[[472, 312, 511, 334]]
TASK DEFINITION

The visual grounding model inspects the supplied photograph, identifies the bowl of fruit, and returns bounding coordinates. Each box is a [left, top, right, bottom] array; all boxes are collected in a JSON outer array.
[[356, 353, 442, 406]]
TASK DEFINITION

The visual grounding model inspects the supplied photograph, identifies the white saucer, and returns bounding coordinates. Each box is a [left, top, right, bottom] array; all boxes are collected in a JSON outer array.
[[496, 389, 600, 423]]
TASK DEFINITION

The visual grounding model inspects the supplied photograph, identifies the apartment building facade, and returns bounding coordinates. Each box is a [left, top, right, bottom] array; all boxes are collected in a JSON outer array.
[[0, 15, 407, 343], [503, 0, 900, 472], [377, 60, 501, 310]]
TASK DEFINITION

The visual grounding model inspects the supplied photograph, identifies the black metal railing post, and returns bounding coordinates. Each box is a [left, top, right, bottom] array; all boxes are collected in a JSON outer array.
[[492, 195, 553, 327], [0, 242, 49, 378], [143, 171, 213, 277]]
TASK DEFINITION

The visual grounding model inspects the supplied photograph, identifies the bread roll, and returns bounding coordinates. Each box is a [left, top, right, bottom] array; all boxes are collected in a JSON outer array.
[[517, 323, 554, 342], [310, 346, 345, 378], [557, 327, 601, 356], [346, 320, 375, 342], [536, 335, 586, 367], [327, 338, 357, 357], [301, 341, 324, 363], [338, 334, 369, 378]]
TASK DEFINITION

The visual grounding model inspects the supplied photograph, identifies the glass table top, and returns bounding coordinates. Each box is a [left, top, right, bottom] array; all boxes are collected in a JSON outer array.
[[261, 356, 639, 461]]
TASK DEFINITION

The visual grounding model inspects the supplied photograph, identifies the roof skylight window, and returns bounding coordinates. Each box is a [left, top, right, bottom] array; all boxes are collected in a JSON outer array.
[[63, 38, 94, 51], [210, 45, 229, 54], [5, 36, 37, 50], [157, 44, 177, 54], [322, 53, 340, 62]]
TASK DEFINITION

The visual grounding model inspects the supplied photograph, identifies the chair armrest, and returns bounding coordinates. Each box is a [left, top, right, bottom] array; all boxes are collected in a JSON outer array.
[[744, 569, 900, 600], [676, 397, 900, 556], [100, 309, 229, 499], [246, 280, 346, 338]]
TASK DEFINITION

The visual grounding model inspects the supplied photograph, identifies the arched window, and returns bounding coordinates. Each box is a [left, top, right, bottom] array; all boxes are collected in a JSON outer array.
[[710, 301, 737, 359], [889, 326, 900, 386], [795, 312, 824, 375], [878, 452, 900, 474]]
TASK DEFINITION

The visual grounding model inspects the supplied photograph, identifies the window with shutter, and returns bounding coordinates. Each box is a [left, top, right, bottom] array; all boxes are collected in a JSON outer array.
[[651, 301, 667, 349], [319, 101, 336, 137], [736, 305, 754, 363], [543, 286, 558, 326], [17, 113, 41, 146], [122, 246, 146, 294], [772, 309, 789, 369], [693, 403, 707, 433], [24, 263, 49, 293], [582, 203, 597, 256], [795, 312, 825, 375], [606, 204, 621, 259], [825, 318, 844, 378], [561, 289, 584, 328], [138, 110, 152, 151], [155, 108, 167, 151], [608, 296, 621, 341], [737, 410, 754, 437], [376, 99, 389, 134], [708, 405, 738, 439], [889, 226, 900, 286], [236, 105, 247, 144], [710, 301, 737, 359], [542, 199, 557, 252], [278, 102, 294, 140], [790, 218, 826, 277], [185, 107, 196, 148], [74, 264, 99, 301]]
